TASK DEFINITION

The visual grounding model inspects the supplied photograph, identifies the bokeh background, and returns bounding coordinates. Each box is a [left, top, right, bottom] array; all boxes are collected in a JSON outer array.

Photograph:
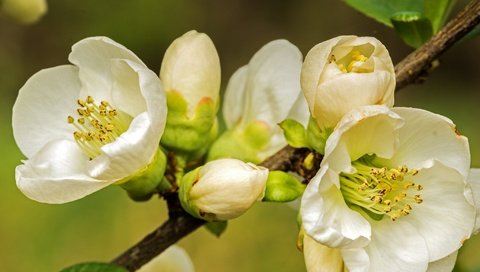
[[0, 0, 479, 271]]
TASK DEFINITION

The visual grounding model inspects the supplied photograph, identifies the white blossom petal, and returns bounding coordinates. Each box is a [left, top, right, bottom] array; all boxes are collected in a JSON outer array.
[[138, 245, 194, 272], [365, 220, 429, 272], [323, 105, 404, 173], [89, 112, 154, 180], [403, 161, 474, 261], [240, 39, 303, 128], [385, 107, 470, 178], [303, 234, 344, 272], [341, 248, 370, 272], [301, 166, 371, 248], [16, 140, 114, 203], [68, 36, 145, 102], [110, 59, 148, 117], [469, 168, 480, 233], [313, 71, 393, 128], [13, 65, 81, 157], [301, 36, 355, 111], [222, 65, 248, 128], [426, 251, 458, 272]]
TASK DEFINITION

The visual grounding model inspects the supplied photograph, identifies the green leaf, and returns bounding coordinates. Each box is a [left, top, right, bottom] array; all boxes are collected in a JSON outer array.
[[424, 0, 456, 33], [279, 119, 308, 148], [391, 12, 433, 48], [60, 262, 128, 272], [342, 0, 423, 27], [263, 171, 305, 203], [204, 221, 228, 237]]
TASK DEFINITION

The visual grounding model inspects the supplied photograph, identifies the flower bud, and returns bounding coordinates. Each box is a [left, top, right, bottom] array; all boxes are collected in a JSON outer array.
[[160, 30, 220, 154], [1, 0, 47, 24], [179, 158, 268, 221], [301, 35, 395, 129], [160, 30, 221, 114]]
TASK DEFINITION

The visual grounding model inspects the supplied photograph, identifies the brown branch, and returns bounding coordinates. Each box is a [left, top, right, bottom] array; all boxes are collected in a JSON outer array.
[[111, 1, 480, 270], [395, 0, 480, 90], [111, 193, 204, 271]]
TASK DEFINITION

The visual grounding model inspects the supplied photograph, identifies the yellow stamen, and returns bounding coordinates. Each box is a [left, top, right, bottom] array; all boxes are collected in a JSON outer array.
[[67, 96, 132, 160]]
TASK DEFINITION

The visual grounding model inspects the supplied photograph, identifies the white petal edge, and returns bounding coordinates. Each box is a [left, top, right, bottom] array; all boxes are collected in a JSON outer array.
[[241, 39, 303, 128], [385, 107, 470, 178], [468, 168, 480, 234], [12, 65, 81, 158], [400, 160, 475, 262], [303, 234, 344, 272], [313, 71, 394, 128], [68, 36, 146, 102], [137, 245, 194, 272], [365, 219, 429, 272], [222, 65, 248, 129], [426, 251, 458, 272], [323, 105, 404, 174], [301, 165, 371, 248], [301, 36, 356, 112], [16, 140, 114, 204]]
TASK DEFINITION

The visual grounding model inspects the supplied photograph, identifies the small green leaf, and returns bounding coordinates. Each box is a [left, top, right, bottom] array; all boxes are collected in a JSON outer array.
[[279, 119, 308, 148], [263, 171, 305, 203], [391, 12, 433, 48], [424, 0, 456, 33], [306, 118, 331, 155], [204, 221, 228, 237], [342, 0, 422, 27], [60, 262, 128, 272]]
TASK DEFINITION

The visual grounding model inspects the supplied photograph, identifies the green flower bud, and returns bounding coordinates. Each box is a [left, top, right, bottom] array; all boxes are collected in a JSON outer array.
[[179, 158, 268, 221]]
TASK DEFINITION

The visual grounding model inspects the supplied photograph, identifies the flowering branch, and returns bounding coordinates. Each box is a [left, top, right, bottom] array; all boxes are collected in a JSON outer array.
[[111, 1, 480, 270], [395, 0, 480, 90]]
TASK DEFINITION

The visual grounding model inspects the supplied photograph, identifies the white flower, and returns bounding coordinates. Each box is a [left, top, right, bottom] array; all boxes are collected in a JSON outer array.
[[219, 39, 308, 160], [301, 36, 395, 129], [138, 245, 194, 272], [160, 30, 221, 114], [179, 158, 268, 221], [1, 0, 47, 24], [13, 37, 167, 204], [300, 105, 476, 271]]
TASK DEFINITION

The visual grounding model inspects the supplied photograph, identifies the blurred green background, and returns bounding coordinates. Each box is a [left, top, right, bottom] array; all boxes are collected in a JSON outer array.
[[0, 0, 479, 271]]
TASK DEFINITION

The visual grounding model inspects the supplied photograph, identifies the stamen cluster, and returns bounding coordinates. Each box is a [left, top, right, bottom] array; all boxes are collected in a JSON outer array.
[[329, 50, 372, 73], [67, 96, 131, 160], [340, 158, 423, 221]]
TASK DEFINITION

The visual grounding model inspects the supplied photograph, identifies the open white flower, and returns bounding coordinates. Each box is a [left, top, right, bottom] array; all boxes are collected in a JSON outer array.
[[138, 245, 194, 272], [179, 158, 268, 221], [301, 36, 395, 129], [301, 105, 476, 271], [209, 39, 308, 162], [13, 36, 167, 204]]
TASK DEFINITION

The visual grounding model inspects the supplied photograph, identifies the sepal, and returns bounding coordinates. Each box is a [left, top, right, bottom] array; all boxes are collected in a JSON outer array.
[[120, 148, 168, 201], [280, 119, 309, 148], [263, 171, 305, 202], [207, 121, 271, 163], [161, 91, 218, 155]]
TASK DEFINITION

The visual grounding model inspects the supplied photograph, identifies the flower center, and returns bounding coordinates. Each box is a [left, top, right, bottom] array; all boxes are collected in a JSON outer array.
[[339, 156, 423, 221], [329, 44, 374, 73], [67, 96, 132, 160]]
